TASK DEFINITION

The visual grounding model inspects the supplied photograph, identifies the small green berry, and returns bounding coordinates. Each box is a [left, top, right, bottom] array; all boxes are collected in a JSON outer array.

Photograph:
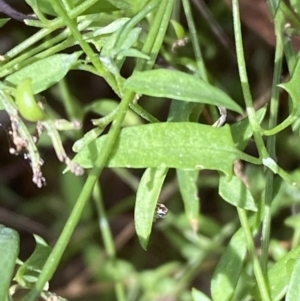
[[15, 78, 45, 122]]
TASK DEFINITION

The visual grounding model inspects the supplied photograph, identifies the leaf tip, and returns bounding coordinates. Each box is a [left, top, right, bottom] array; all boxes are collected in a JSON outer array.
[[139, 236, 149, 251]]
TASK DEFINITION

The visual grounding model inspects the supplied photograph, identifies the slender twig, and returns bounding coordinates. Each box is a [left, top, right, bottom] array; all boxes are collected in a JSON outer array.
[[260, 10, 284, 273]]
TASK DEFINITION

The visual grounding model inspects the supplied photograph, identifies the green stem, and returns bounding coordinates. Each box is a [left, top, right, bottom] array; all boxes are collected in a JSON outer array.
[[232, 1, 271, 300], [181, 0, 208, 81], [2, 0, 99, 60], [232, 0, 268, 160], [114, 0, 160, 50], [263, 114, 297, 136], [129, 103, 160, 123], [292, 228, 300, 249], [47, 0, 119, 95], [57, 79, 81, 121], [0, 31, 73, 78], [136, 1, 174, 72], [237, 208, 271, 301], [172, 220, 238, 296], [279, 1, 300, 29], [237, 152, 261, 165], [24, 1, 174, 300], [260, 14, 284, 273], [93, 184, 126, 301]]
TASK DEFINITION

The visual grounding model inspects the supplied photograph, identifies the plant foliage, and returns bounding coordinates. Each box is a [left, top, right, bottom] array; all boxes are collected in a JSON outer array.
[[0, 0, 300, 300]]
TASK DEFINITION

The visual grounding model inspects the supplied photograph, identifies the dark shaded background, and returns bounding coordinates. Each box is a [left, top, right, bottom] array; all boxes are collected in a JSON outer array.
[[0, 0, 299, 300]]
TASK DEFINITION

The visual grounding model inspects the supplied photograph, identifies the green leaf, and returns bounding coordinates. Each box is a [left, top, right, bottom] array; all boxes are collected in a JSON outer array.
[[14, 234, 51, 288], [84, 98, 141, 126], [72, 127, 103, 153], [124, 69, 243, 114], [115, 27, 142, 53], [192, 288, 212, 301], [25, 0, 56, 16], [0, 225, 19, 301], [121, 0, 150, 16], [278, 57, 300, 117], [93, 18, 130, 36], [211, 229, 247, 301], [107, 0, 131, 10], [82, 0, 119, 14], [135, 166, 168, 250], [219, 175, 257, 211], [252, 245, 300, 301], [170, 20, 186, 40], [116, 48, 150, 60], [0, 18, 10, 27], [85, 98, 120, 115], [5, 52, 81, 94], [177, 170, 200, 231], [269, 239, 288, 262], [286, 257, 300, 301], [73, 122, 241, 178]]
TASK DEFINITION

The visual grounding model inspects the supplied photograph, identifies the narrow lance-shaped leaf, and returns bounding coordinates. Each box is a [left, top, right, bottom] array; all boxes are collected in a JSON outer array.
[[211, 228, 247, 301], [124, 69, 243, 114], [14, 234, 51, 287], [177, 170, 200, 232], [0, 18, 9, 27], [135, 166, 168, 250], [73, 122, 242, 178], [0, 225, 20, 301]]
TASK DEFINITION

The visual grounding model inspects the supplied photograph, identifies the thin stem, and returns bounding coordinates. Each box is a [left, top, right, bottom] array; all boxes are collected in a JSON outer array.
[[292, 228, 300, 249], [172, 220, 238, 296], [237, 152, 262, 165], [279, 1, 300, 29], [135, 0, 174, 72], [232, 0, 268, 159], [0, 30, 73, 78], [190, 0, 235, 58], [93, 184, 126, 301], [3, 0, 99, 60], [57, 79, 81, 121], [232, 1, 271, 300], [260, 14, 284, 273], [181, 0, 208, 81], [237, 208, 271, 301], [114, 0, 160, 50], [47, 0, 119, 95], [129, 103, 160, 123], [263, 115, 297, 136], [181, 0, 220, 124], [24, 170, 99, 301]]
